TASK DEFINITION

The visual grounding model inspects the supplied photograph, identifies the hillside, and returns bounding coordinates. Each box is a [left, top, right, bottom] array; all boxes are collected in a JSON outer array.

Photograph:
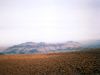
[[82, 40, 100, 48], [0, 49, 100, 75], [3, 41, 81, 54]]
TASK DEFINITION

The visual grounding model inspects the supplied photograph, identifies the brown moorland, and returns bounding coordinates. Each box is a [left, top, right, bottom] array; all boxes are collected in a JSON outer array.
[[0, 49, 100, 75]]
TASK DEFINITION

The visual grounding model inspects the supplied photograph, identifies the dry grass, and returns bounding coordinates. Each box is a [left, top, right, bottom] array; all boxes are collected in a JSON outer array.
[[0, 50, 100, 75]]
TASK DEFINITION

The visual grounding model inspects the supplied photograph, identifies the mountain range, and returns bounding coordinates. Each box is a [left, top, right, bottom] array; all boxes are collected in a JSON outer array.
[[1, 40, 100, 54], [2, 41, 81, 54], [81, 40, 100, 48]]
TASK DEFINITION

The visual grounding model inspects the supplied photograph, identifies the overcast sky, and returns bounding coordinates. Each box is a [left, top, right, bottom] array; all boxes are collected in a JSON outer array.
[[0, 0, 100, 46]]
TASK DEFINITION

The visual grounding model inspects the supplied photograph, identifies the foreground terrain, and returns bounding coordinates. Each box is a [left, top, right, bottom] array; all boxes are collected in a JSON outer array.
[[0, 49, 100, 75]]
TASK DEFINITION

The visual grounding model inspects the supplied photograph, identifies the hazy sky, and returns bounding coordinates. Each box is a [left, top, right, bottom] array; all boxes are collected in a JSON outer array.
[[0, 0, 100, 46]]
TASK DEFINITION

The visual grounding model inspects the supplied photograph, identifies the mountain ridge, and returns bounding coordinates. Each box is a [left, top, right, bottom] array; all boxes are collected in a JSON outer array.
[[3, 41, 81, 54], [1, 40, 100, 54]]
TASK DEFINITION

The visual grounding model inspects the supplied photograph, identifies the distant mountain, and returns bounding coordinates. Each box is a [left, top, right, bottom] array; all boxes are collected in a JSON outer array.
[[2, 40, 100, 54], [0, 47, 7, 52], [3, 41, 81, 54], [81, 40, 100, 48]]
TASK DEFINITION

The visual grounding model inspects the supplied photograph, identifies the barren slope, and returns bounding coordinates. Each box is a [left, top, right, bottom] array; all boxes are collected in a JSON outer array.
[[0, 50, 100, 75]]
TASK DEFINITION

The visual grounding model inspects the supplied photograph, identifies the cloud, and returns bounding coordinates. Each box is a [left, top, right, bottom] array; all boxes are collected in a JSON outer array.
[[0, 0, 100, 45]]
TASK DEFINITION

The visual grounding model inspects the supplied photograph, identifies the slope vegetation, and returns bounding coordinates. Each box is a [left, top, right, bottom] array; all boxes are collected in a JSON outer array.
[[0, 49, 100, 75]]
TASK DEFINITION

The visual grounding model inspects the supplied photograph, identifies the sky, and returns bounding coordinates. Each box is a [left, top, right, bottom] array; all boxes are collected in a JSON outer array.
[[0, 0, 100, 46]]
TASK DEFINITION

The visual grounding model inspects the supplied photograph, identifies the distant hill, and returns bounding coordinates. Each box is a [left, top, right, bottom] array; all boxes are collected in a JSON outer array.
[[0, 53, 4, 55], [2, 40, 100, 54], [0, 47, 7, 52], [81, 40, 100, 48], [3, 41, 81, 54]]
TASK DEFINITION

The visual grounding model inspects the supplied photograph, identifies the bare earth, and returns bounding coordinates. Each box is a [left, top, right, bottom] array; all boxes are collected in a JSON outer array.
[[0, 50, 100, 75]]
